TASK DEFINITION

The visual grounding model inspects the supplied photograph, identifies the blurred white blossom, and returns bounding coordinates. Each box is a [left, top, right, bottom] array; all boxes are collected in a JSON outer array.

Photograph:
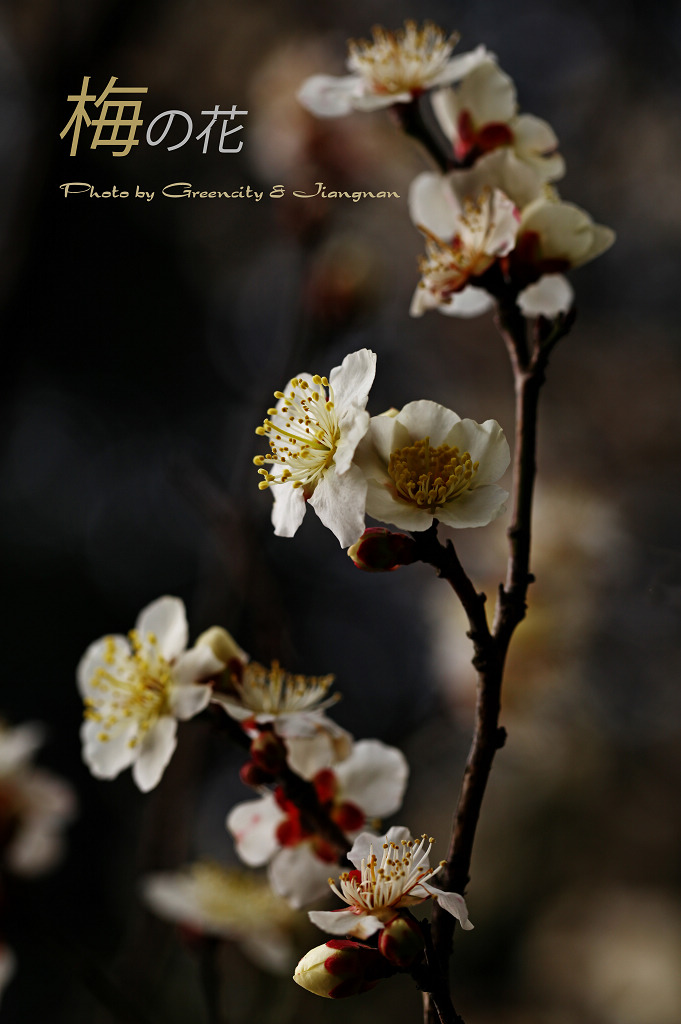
[[77, 597, 223, 792]]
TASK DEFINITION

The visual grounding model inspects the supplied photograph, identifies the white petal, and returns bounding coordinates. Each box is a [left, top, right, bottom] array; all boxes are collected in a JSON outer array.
[[520, 198, 605, 265], [440, 285, 494, 318], [456, 59, 516, 126], [334, 739, 409, 818], [351, 90, 411, 111], [308, 909, 364, 935], [449, 148, 543, 210], [297, 74, 363, 117], [132, 716, 178, 792], [347, 826, 413, 870], [409, 172, 462, 238], [76, 635, 128, 697], [80, 718, 137, 779], [583, 223, 616, 264], [423, 883, 474, 930], [0, 722, 44, 773], [367, 412, 409, 466], [285, 724, 353, 779], [169, 682, 211, 721], [431, 46, 491, 86], [227, 794, 284, 867], [172, 645, 224, 687], [512, 114, 565, 181], [268, 845, 332, 907], [397, 400, 461, 446], [136, 597, 188, 662], [271, 480, 307, 537], [328, 348, 376, 417], [308, 463, 367, 548], [365, 479, 434, 532], [444, 418, 510, 486], [436, 484, 509, 529], [334, 408, 370, 475], [517, 274, 574, 318], [484, 190, 520, 257]]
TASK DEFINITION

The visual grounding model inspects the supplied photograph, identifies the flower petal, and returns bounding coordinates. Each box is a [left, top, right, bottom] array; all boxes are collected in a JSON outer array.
[[439, 285, 495, 318], [227, 794, 285, 867], [132, 716, 178, 792], [512, 114, 565, 181], [169, 682, 211, 721], [269, 845, 333, 907], [308, 463, 367, 548], [431, 45, 491, 87], [444, 418, 510, 486], [80, 718, 137, 780], [517, 274, 574, 318], [422, 883, 474, 930], [347, 826, 413, 870], [365, 480, 434, 532], [435, 483, 509, 529], [172, 645, 224, 688], [397, 400, 461, 447], [76, 635, 128, 698], [136, 597, 188, 662], [308, 909, 365, 935], [335, 739, 409, 818], [409, 172, 462, 238], [297, 74, 363, 117], [328, 348, 376, 418], [271, 479, 307, 538]]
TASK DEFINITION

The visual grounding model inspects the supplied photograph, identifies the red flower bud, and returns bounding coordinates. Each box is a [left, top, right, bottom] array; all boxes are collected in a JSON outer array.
[[294, 939, 395, 998], [348, 528, 417, 572], [377, 914, 424, 968]]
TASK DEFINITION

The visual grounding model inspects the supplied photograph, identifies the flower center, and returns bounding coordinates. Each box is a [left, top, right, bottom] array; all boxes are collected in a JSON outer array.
[[388, 437, 478, 512], [330, 834, 444, 914], [236, 661, 337, 716], [347, 21, 459, 95], [83, 632, 172, 746], [254, 375, 340, 493]]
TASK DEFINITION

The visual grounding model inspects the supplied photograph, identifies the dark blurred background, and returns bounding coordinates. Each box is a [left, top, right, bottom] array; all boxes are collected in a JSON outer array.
[[1, 0, 681, 1021]]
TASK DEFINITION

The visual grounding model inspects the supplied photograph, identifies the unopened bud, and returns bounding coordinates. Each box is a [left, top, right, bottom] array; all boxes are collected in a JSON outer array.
[[293, 939, 395, 998], [378, 914, 424, 968], [196, 626, 248, 668], [348, 528, 417, 572]]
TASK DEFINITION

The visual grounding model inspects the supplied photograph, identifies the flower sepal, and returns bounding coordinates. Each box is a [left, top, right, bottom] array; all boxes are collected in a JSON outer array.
[[293, 939, 396, 998]]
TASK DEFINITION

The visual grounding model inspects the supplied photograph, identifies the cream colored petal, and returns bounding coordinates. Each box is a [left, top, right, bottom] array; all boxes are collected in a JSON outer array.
[[136, 597, 188, 662]]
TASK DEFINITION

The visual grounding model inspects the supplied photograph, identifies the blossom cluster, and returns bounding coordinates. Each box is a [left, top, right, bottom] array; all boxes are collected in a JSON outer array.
[[298, 22, 614, 320], [253, 348, 511, 547], [69, 16, 615, 1012]]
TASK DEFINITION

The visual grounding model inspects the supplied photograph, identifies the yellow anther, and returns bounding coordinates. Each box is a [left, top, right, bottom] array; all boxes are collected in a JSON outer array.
[[255, 426, 266, 436]]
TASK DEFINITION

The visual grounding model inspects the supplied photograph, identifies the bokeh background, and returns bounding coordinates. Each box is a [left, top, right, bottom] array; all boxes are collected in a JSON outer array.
[[1, 0, 681, 1021]]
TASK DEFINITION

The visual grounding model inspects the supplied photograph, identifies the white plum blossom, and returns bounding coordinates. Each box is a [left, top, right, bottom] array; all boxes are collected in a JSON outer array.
[[410, 171, 614, 317], [309, 827, 473, 939], [298, 21, 488, 118], [254, 348, 376, 548], [227, 739, 409, 908], [142, 862, 299, 973], [78, 597, 224, 792], [432, 58, 565, 184], [0, 721, 75, 876], [410, 186, 520, 318], [210, 657, 351, 776], [358, 400, 510, 532]]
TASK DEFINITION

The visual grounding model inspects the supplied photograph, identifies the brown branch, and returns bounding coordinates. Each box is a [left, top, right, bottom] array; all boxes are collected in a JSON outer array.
[[391, 98, 449, 172], [414, 305, 575, 1024]]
